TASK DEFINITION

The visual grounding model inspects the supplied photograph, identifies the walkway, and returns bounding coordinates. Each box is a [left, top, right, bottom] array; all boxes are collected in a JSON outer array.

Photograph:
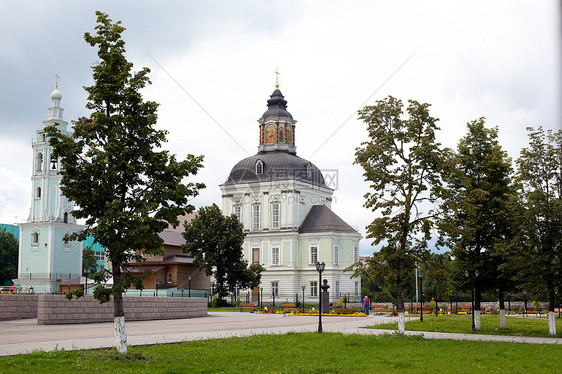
[[0, 312, 559, 356]]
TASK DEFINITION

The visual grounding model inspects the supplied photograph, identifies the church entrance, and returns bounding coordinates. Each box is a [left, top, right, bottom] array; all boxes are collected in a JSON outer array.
[[251, 248, 260, 302]]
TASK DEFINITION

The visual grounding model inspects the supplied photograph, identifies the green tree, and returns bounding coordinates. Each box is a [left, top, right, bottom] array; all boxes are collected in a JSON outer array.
[[82, 247, 99, 276], [514, 126, 561, 336], [45, 11, 204, 354], [354, 96, 445, 333], [0, 228, 18, 285], [440, 119, 513, 331], [182, 204, 263, 305]]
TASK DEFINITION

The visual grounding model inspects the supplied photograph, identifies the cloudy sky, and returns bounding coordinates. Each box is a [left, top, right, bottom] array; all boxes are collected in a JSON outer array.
[[0, 1, 560, 255]]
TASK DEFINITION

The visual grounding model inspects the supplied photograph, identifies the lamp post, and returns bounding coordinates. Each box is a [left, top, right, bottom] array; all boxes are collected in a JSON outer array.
[[316, 261, 325, 333], [418, 271, 424, 320], [188, 276, 192, 297], [523, 291, 528, 315], [302, 286, 306, 314], [465, 269, 479, 332]]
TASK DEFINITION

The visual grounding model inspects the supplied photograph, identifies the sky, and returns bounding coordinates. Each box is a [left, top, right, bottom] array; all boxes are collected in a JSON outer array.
[[0, 1, 560, 256]]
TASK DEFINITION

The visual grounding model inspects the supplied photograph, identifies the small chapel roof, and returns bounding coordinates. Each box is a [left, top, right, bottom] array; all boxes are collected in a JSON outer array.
[[299, 205, 358, 234]]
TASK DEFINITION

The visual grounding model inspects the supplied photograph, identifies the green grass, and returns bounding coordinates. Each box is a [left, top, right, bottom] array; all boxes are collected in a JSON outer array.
[[369, 314, 562, 338], [1, 333, 560, 373]]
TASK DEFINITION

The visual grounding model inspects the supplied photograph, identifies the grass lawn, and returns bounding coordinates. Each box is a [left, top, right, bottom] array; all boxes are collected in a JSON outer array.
[[369, 314, 562, 338], [1, 333, 560, 373]]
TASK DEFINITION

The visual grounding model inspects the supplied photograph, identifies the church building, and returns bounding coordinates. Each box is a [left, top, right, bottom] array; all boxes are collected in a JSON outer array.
[[14, 84, 84, 293], [220, 84, 361, 303]]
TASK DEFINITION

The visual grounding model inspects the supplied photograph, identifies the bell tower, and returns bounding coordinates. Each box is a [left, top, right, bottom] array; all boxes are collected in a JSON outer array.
[[15, 79, 83, 293]]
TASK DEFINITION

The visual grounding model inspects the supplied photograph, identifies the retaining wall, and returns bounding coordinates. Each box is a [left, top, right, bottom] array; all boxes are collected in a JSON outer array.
[[0, 294, 38, 320], [36, 294, 207, 324]]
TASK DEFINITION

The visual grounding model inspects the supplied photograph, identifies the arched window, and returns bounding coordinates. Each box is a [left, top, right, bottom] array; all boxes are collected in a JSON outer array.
[[306, 162, 312, 178], [36, 187, 41, 198], [35, 153, 43, 172], [256, 160, 264, 175], [32, 232, 39, 245], [63, 212, 69, 224]]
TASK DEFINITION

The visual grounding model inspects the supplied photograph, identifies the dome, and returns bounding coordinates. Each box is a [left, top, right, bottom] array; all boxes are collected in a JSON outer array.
[[50, 89, 62, 100], [260, 89, 293, 120], [223, 151, 329, 189]]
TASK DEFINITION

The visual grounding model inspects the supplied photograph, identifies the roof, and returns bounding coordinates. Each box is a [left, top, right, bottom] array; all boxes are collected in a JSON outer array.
[[223, 151, 329, 188], [127, 265, 167, 273], [158, 230, 185, 246], [260, 89, 293, 120], [299, 205, 358, 234]]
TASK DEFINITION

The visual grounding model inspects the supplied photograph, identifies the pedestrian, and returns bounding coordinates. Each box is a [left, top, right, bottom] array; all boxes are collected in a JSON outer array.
[[362, 295, 370, 315]]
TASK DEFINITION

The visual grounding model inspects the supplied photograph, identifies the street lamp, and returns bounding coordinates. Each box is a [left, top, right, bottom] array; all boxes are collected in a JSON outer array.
[[419, 271, 424, 322], [188, 276, 192, 298], [465, 269, 479, 332], [302, 286, 306, 314], [316, 261, 325, 333], [523, 291, 528, 315]]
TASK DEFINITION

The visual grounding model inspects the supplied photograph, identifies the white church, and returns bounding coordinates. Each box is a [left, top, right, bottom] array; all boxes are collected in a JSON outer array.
[[220, 85, 362, 303]]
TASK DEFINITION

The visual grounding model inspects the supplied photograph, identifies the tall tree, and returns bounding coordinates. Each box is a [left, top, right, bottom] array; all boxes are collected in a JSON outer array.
[[0, 228, 18, 285], [515, 126, 561, 336], [82, 247, 99, 276], [45, 11, 204, 354], [440, 119, 513, 331], [182, 204, 263, 305], [354, 96, 445, 333]]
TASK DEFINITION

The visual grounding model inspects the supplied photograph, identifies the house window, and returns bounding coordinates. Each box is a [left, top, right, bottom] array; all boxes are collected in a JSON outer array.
[[234, 205, 241, 221], [310, 281, 318, 297], [167, 273, 172, 283], [256, 160, 264, 175], [94, 251, 104, 262], [32, 232, 39, 245], [36, 187, 41, 198], [35, 153, 43, 172], [334, 244, 339, 265], [271, 202, 280, 228], [271, 247, 280, 266], [353, 244, 359, 263], [309, 245, 318, 265], [252, 204, 260, 230], [271, 281, 279, 297], [335, 281, 340, 298], [50, 155, 58, 170]]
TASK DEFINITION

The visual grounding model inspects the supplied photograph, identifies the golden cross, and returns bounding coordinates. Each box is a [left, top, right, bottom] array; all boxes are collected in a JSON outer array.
[[274, 68, 279, 89], [54, 74, 60, 89]]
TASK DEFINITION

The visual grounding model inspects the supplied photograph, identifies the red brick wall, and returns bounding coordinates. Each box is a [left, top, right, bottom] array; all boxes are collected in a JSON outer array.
[[36, 294, 207, 324], [0, 294, 38, 320]]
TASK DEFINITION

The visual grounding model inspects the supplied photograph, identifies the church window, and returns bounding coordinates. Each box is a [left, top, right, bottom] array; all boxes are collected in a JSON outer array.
[[64, 212, 69, 224], [271, 247, 280, 265], [36, 187, 41, 198], [50, 155, 58, 170], [234, 205, 241, 221], [32, 232, 39, 245], [278, 127, 284, 143], [310, 281, 318, 297], [271, 281, 279, 297], [309, 245, 318, 265], [35, 153, 43, 172], [252, 204, 260, 230], [353, 244, 359, 263], [256, 160, 264, 175], [271, 202, 280, 228], [334, 244, 339, 265]]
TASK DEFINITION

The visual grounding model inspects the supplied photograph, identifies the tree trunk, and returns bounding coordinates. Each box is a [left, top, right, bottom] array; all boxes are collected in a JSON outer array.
[[474, 282, 481, 331], [548, 288, 556, 336], [498, 289, 506, 330], [395, 257, 405, 334], [113, 263, 127, 354]]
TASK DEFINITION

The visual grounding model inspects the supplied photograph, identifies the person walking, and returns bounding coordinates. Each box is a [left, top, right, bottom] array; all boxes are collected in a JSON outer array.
[[362, 295, 370, 315]]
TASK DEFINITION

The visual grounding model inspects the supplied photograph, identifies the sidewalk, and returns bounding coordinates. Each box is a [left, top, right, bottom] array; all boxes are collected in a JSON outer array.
[[0, 312, 559, 356]]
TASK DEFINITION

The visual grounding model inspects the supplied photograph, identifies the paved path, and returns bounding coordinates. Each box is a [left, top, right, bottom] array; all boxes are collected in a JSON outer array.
[[0, 313, 559, 356]]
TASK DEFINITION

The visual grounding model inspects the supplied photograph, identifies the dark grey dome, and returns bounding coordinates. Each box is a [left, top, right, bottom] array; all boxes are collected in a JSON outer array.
[[261, 89, 293, 120], [223, 151, 328, 188]]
